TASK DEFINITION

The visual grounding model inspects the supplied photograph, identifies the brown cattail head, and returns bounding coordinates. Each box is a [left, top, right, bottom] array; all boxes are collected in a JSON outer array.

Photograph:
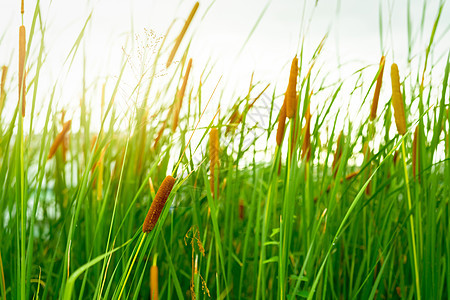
[[301, 104, 311, 161], [209, 128, 219, 197], [390, 63, 407, 135], [0, 66, 8, 114], [143, 175, 176, 233], [19, 25, 26, 117], [286, 56, 298, 118], [345, 170, 359, 181], [276, 100, 287, 146], [412, 125, 420, 179], [239, 199, 244, 220], [226, 109, 241, 136], [370, 56, 385, 120], [150, 263, 159, 300], [166, 2, 199, 68], [172, 58, 193, 132], [48, 120, 72, 159]]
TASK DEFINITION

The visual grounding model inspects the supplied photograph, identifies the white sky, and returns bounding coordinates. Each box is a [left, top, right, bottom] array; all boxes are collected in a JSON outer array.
[[1, 0, 449, 161]]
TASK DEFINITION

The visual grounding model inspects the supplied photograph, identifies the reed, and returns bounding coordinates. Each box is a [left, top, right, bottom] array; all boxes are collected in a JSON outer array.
[[142, 175, 176, 233], [301, 104, 311, 161], [0, 66, 7, 115], [412, 125, 419, 179], [172, 58, 193, 132], [370, 56, 385, 120], [19, 25, 26, 117], [286, 56, 298, 118], [48, 120, 72, 159], [209, 128, 219, 197], [390, 63, 407, 135], [150, 256, 159, 300], [332, 131, 343, 177], [166, 2, 199, 68], [276, 100, 287, 146]]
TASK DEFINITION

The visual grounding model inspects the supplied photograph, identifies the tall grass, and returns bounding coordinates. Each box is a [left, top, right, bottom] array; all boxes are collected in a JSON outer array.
[[0, 1, 449, 299]]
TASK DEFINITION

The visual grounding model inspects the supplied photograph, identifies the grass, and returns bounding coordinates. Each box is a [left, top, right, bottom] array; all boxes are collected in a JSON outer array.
[[1, 0, 449, 299]]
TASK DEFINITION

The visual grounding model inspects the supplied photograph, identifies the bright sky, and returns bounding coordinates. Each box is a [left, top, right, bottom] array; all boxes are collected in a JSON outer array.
[[1, 0, 449, 157]]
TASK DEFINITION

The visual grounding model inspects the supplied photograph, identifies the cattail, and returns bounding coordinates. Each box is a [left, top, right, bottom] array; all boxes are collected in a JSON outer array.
[[301, 104, 311, 161], [48, 120, 72, 159], [344, 170, 359, 181], [226, 109, 241, 136], [239, 199, 244, 220], [19, 25, 26, 117], [390, 63, 407, 135], [143, 175, 176, 233], [332, 131, 343, 177], [0, 66, 7, 114], [276, 101, 287, 146], [209, 128, 219, 197], [150, 256, 159, 300], [166, 2, 199, 68], [21, 0, 24, 14], [412, 125, 419, 179], [286, 56, 298, 118], [172, 58, 193, 132], [370, 56, 385, 120], [153, 120, 167, 149]]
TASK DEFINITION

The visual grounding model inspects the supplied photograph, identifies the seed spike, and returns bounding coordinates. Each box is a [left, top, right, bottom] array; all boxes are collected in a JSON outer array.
[[19, 25, 26, 117], [209, 127, 219, 198], [370, 56, 385, 120], [390, 63, 407, 135], [276, 100, 287, 146], [166, 2, 199, 68], [142, 175, 176, 233], [48, 120, 72, 159], [286, 56, 298, 118]]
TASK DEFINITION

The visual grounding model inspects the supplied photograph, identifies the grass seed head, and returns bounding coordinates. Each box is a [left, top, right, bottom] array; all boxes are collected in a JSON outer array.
[[286, 56, 298, 118], [0, 66, 7, 114], [209, 128, 219, 197], [48, 120, 72, 159], [143, 175, 176, 233], [19, 25, 26, 117], [390, 63, 407, 135], [370, 56, 385, 120], [150, 263, 159, 300], [166, 2, 199, 68]]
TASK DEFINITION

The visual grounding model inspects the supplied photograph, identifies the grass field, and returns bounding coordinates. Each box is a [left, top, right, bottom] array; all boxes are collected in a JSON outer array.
[[1, 0, 450, 299]]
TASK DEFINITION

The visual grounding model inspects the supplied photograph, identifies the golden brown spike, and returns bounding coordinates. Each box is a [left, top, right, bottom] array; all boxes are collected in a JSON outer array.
[[209, 128, 219, 197], [19, 25, 26, 117], [142, 175, 176, 233], [150, 263, 159, 300], [48, 120, 72, 159], [370, 56, 385, 120], [276, 101, 287, 146], [226, 109, 241, 136], [390, 63, 407, 135], [21, 0, 24, 14], [412, 125, 419, 179], [0, 66, 8, 114], [166, 2, 199, 68], [172, 58, 193, 132], [286, 56, 298, 118], [344, 170, 359, 181]]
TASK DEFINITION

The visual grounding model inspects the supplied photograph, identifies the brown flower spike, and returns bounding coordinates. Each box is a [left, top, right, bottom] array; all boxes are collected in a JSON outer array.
[[390, 63, 407, 135], [143, 175, 176, 233]]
